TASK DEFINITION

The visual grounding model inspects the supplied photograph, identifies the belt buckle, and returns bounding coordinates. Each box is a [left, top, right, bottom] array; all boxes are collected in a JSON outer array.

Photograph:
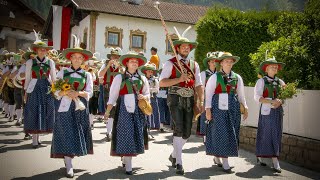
[[176, 87, 193, 97]]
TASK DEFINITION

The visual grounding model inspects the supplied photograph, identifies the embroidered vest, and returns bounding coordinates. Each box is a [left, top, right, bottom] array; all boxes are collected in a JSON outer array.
[[214, 71, 238, 94], [169, 57, 196, 88], [104, 66, 120, 85], [63, 69, 87, 91], [119, 74, 143, 95], [262, 77, 280, 99], [31, 59, 51, 79]]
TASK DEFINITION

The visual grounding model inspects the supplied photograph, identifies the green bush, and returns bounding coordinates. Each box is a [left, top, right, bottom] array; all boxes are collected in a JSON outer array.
[[195, 6, 280, 85]]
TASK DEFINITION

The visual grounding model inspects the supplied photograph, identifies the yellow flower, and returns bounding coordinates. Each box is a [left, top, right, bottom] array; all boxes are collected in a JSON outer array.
[[62, 83, 71, 91], [51, 83, 56, 93]]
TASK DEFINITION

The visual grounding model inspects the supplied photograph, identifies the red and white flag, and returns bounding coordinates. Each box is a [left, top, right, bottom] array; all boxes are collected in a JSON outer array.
[[52, 5, 71, 50]]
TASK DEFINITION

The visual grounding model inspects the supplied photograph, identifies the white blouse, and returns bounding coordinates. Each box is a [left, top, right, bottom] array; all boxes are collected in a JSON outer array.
[[159, 54, 203, 87], [24, 57, 57, 90], [205, 73, 247, 109], [107, 72, 150, 106], [254, 77, 285, 103]]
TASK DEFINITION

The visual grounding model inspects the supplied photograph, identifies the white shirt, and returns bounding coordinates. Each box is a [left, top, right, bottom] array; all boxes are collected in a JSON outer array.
[[24, 57, 57, 90], [254, 77, 285, 103], [15, 64, 26, 81], [159, 55, 202, 87], [205, 72, 247, 109], [148, 77, 159, 94], [107, 72, 150, 106]]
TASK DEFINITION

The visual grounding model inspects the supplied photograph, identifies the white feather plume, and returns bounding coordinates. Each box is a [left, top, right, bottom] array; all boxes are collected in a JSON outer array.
[[72, 34, 80, 48], [173, 26, 182, 39], [181, 26, 192, 38], [33, 29, 42, 43]]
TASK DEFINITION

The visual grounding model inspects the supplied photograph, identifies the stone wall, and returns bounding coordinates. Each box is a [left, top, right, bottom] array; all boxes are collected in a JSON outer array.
[[239, 126, 320, 171]]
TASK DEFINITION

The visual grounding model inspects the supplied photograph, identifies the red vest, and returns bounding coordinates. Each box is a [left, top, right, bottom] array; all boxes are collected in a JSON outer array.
[[169, 57, 196, 88]]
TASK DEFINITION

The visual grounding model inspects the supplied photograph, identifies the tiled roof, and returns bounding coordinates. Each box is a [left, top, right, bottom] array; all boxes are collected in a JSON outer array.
[[72, 0, 208, 24]]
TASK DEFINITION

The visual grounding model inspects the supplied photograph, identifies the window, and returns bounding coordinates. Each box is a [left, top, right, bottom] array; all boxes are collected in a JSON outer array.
[[166, 34, 179, 55], [132, 35, 143, 48], [108, 32, 119, 46], [130, 29, 147, 52], [104, 26, 123, 48]]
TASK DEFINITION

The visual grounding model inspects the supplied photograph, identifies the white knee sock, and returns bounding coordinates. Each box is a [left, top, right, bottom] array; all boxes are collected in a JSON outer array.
[[4, 103, 8, 113], [124, 157, 132, 172], [160, 123, 164, 129], [106, 118, 114, 135], [214, 156, 222, 164], [222, 158, 230, 169], [64, 156, 73, 174], [89, 114, 94, 126], [272, 157, 280, 169], [9, 105, 15, 118], [175, 137, 183, 165], [171, 137, 178, 158], [32, 134, 38, 145], [16, 109, 22, 121]]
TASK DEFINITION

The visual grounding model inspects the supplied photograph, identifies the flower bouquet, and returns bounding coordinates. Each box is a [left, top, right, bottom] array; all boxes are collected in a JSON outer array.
[[48, 79, 86, 111], [278, 82, 301, 100]]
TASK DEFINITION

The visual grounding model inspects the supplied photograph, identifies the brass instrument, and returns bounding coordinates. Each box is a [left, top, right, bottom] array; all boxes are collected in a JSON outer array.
[[7, 78, 14, 88], [0, 76, 8, 94]]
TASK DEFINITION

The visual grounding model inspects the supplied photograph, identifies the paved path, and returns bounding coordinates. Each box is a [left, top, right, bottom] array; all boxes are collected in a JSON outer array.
[[0, 115, 319, 180]]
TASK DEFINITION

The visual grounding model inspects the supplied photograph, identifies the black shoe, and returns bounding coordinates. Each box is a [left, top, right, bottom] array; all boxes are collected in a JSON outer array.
[[257, 158, 267, 166], [8, 117, 13, 122], [24, 134, 32, 140], [222, 168, 234, 174], [125, 171, 133, 175], [4, 113, 8, 117], [176, 164, 184, 175], [2, 111, 5, 114], [91, 124, 94, 130], [213, 158, 223, 167], [14, 115, 17, 120], [160, 128, 165, 133], [273, 167, 282, 173], [169, 155, 176, 168], [106, 134, 111, 142], [122, 163, 126, 168], [32, 145, 39, 149], [15, 120, 21, 126]]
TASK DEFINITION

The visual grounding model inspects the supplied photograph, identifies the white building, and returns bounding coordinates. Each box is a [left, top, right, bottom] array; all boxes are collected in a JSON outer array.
[[45, 0, 208, 67]]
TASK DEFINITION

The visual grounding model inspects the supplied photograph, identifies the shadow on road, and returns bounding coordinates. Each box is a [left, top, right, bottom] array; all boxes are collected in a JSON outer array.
[[12, 168, 86, 180]]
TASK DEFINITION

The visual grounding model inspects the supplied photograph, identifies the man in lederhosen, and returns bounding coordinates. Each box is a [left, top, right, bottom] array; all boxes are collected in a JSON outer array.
[[159, 26, 204, 175], [98, 48, 123, 141]]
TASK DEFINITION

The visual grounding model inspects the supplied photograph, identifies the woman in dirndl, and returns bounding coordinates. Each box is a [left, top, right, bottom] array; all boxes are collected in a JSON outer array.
[[254, 57, 285, 173], [141, 63, 161, 131], [105, 51, 150, 175], [197, 52, 218, 141], [24, 31, 56, 148], [50, 35, 94, 178], [205, 52, 248, 173]]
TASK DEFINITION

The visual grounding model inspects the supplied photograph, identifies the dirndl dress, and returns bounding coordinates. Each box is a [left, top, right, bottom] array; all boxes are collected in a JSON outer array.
[[24, 79, 55, 134], [256, 106, 283, 157], [51, 97, 93, 158], [206, 94, 241, 157], [111, 96, 148, 156]]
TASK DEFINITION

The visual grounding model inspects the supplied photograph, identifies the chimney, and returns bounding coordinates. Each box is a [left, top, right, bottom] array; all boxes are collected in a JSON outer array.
[[128, 0, 143, 5]]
